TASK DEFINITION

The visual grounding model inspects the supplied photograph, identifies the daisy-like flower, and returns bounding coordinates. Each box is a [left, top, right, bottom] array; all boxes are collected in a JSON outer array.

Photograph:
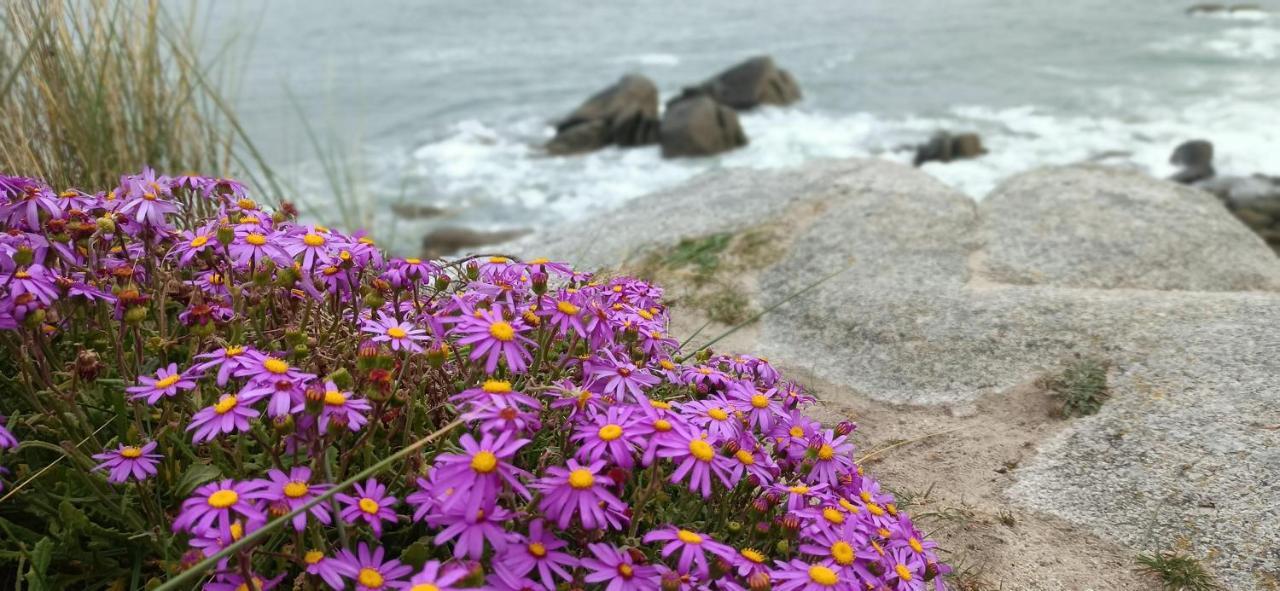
[[91, 441, 161, 483], [773, 481, 830, 512], [303, 549, 355, 590], [727, 380, 784, 433], [126, 363, 196, 405], [453, 378, 542, 411], [727, 436, 779, 486], [539, 291, 587, 337], [681, 394, 743, 440], [886, 546, 927, 591], [171, 224, 219, 266], [799, 518, 878, 580], [203, 573, 284, 591], [187, 392, 262, 443], [362, 312, 429, 353], [234, 350, 315, 386], [571, 405, 643, 469], [465, 396, 542, 433], [3, 264, 60, 305], [172, 479, 267, 541], [335, 542, 413, 591], [587, 349, 659, 403], [806, 428, 858, 486], [643, 527, 737, 577], [656, 426, 735, 498], [581, 543, 660, 591], [532, 459, 627, 531], [284, 225, 335, 270], [451, 305, 533, 374], [430, 430, 531, 514], [494, 519, 578, 590], [312, 383, 373, 432], [260, 467, 331, 531], [335, 478, 399, 536], [428, 500, 516, 560], [772, 559, 845, 590], [228, 227, 290, 268], [398, 561, 467, 591]]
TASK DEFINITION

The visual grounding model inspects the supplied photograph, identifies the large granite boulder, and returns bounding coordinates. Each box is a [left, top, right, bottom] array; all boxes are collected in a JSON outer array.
[[546, 74, 661, 155], [679, 56, 802, 111], [659, 95, 748, 158], [509, 159, 1280, 587]]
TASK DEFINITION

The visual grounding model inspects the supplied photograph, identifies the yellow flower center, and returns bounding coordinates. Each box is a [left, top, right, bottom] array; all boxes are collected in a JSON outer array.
[[831, 541, 855, 565], [245, 233, 267, 246], [818, 444, 835, 460], [895, 564, 913, 581], [488, 321, 515, 341], [677, 529, 703, 544], [482, 379, 512, 394], [304, 550, 325, 564], [654, 419, 672, 432], [386, 326, 407, 339], [650, 399, 672, 410], [618, 563, 633, 578], [358, 497, 380, 514], [14, 270, 31, 279], [471, 451, 499, 474], [867, 502, 886, 516], [303, 233, 325, 247], [119, 446, 143, 459], [263, 358, 289, 374], [568, 469, 595, 489], [808, 565, 839, 586], [324, 390, 346, 406], [214, 395, 238, 414], [529, 257, 550, 264], [237, 198, 257, 210], [790, 485, 810, 495], [409, 585, 439, 591], [659, 359, 675, 370], [207, 489, 238, 508], [689, 439, 715, 461], [488, 256, 508, 264], [598, 424, 623, 441], [789, 426, 804, 438], [142, 193, 157, 201], [556, 300, 580, 315], [823, 507, 845, 524], [735, 449, 756, 465], [528, 542, 547, 557], [155, 374, 181, 389], [740, 548, 765, 563], [233, 579, 264, 591], [190, 235, 209, 248], [750, 394, 770, 409], [405, 257, 422, 264], [839, 498, 861, 513], [707, 408, 729, 421], [283, 481, 309, 498], [909, 537, 924, 553], [230, 522, 244, 540], [358, 567, 384, 588]]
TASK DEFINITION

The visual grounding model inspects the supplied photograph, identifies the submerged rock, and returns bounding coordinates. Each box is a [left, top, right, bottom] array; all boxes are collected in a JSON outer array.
[[913, 131, 987, 166], [510, 159, 1280, 587], [546, 74, 661, 155], [659, 95, 748, 158], [1169, 139, 1215, 184], [679, 55, 802, 111], [421, 226, 530, 258]]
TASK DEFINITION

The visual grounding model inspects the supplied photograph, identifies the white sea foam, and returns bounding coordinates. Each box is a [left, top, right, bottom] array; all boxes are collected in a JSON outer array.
[[612, 53, 681, 66], [1188, 8, 1271, 21], [1151, 25, 1280, 60]]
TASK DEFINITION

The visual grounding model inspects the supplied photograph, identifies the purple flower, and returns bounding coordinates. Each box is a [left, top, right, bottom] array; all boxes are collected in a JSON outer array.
[[581, 543, 659, 591], [571, 405, 643, 469], [202, 572, 284, 591], [92, 441, 161, 483], [362, 311, 429, 353], [170, 225, 219, 266], [127, 363, 196, 405], [260, 467, 331, 531], [428, 500, 516, 560], [334, 542, 413, 591], [727, 380, 784, 433], [394, 561, 467, 591], [532, 459, 627, 531], [539, 292, 587, 337], [2, 265, 60, 305], [451, 305, 533, 374], [228, 228, 290, 267], [681, 395, 743, 440], [430, 430, 531, 514], [303, 549, 355, 590], [465, 396, 542, 433], [493, 519, 578, 590], [643, 527, 737, 577], [772, 559, 845, 590], [284, 225, 336, 270], [234, 350, 314, 385], [335, 478, 399, 536], [806, 428, 857, 486], [172, 479, 267, 541], [187, 392, 262, 443], [656, 427, 736, 498], [295, 382, 371, 432], [453, 378, 541, 412], [0, 415, 16, 450], [587, 349, 659, 404]]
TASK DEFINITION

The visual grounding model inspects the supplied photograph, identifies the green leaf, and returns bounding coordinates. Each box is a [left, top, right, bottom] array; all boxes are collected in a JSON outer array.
[[399, 541, 430, 569], [24, 537, 54, 591], [174, 463, 221, 497]]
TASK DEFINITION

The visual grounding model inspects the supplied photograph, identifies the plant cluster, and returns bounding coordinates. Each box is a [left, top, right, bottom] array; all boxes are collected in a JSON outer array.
[[0, 170, 948, 590]]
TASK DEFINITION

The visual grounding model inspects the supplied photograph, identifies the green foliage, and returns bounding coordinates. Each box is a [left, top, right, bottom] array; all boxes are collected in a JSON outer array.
[[1047, 357, 1109, 417], [1135, 551, 1222, 591], [657, 232, 733, 280]]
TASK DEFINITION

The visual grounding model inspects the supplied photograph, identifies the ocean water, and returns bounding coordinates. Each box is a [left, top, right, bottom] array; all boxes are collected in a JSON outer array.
[[195, 0, 1280, 250]]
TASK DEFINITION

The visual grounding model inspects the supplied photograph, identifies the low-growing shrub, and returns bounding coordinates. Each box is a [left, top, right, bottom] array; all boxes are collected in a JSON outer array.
[[0, 171, 949, 590]]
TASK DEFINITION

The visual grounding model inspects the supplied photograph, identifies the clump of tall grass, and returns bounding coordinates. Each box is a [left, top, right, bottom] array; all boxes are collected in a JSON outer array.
[[0, 0, 279, 198]]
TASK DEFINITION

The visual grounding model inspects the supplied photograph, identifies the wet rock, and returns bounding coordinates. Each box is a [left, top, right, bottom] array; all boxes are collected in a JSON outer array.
[[680, 56, 802, 111], [389, 203, 447, 220], [1185, 3, 1227, 13], [1169, 139, 1215, 184], [659, 95, 748, 158], [1199, 174, 1280, 251], [421, 227, 530, 259], [913, 132, 987, 166], [546, 74, 661, 155]]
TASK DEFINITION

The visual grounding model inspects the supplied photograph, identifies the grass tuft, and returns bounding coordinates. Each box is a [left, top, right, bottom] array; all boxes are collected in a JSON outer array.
[[1046, 357, 1109, 417], [1135, 551, 1222, 591]]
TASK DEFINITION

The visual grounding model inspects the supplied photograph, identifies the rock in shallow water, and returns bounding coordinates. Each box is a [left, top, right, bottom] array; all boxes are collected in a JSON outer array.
[[679, 55, 802, 111], [507, 158, 1280, 587], [659, 95, 748, 158], [546, 74, 661, 155]]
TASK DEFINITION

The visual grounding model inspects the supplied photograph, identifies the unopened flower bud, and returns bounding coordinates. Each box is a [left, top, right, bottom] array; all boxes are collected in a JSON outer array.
[[465, 262, 479, 280], [358, 340, 381, 360], [123, 306, 147, 324], [751, 496, 772, 513], [780, 513, 802, 534], [363, 292, 385, 309], [606, 467, 628, 487], [305, 384, 325, 414], [268, 500, 289, 518], [727, 521, 742, 533], [75, 349, 102, 381], [273, 415, 294, 434], [327, 367, 354, 390], [95, 215, 116, 234], [660, 572, 682, 591], [13, 245, 34, 266], [748, 572, 771, 591], [924, 562, 940, 581], [835, 420, 856, 436], [426, 345, 449, 368], [721, 439, 741, 456], [462, 562, 485, 587], [216, 225, 235, 245], [327, 413, 350, 435], [755, 521, 771, 535], [531, 270, 547, 295], [434, 274, 451, 291], [774, 540, 790, 554], [626, 548, 647, 564]]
